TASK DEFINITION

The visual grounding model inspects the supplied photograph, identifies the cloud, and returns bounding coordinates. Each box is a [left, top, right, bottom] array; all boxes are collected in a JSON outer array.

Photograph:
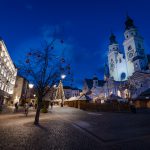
[[14, 23, 106, 88], [40, 24, 74, 60], [14, 23, 75, 67]]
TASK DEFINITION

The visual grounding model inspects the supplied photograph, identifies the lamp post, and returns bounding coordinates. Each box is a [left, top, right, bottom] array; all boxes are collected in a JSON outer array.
[[29, 83, 34, 89], [61, 74, 66, 107], [53, 84, 57, 88], [28, 83, 34, 103], [61, 74, 66, 80], [52, 84, 57, 104]]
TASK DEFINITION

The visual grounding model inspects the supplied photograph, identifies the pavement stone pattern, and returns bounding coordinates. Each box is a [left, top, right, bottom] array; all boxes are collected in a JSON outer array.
[[0, 110, 103, 150], [0, 106, 150, 150]]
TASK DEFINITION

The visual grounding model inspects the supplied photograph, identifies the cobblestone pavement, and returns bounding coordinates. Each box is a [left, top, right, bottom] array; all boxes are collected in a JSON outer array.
[[1, 107, 150, 150]]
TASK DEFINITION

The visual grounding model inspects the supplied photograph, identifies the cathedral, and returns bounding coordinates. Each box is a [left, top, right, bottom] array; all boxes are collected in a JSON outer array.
[[104, 16, 150, 99], [83, 16, 150, 100], [107, 16, 148, 81]]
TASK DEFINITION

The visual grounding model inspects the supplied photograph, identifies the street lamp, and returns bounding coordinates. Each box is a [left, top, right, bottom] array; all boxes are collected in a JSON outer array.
[[61, 74, 66, 80], [60, 74, 66, 107], [28, 83, 34, 103], [29, 83, 34, 89], [53, 84, 57, 88]]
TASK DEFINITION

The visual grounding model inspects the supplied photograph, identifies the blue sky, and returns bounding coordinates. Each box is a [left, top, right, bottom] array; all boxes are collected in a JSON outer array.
[[0, 0, 150, 88]]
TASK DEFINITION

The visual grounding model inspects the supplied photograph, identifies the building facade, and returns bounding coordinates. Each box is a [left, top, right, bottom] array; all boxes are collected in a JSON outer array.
[[63, 86, 81, 99], [108, 16, 148, 81], [82, 76, 105, 99], [108, 33, 128, 81], [106, 16, 150, 99], [12, 76, 30, 104], [0, 38, 17, 105], [83, 16, 150, 100]]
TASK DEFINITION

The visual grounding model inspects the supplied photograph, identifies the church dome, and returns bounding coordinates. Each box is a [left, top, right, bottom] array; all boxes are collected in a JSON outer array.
[[125, 15, 135, 30], [109, 33, 117, 45]]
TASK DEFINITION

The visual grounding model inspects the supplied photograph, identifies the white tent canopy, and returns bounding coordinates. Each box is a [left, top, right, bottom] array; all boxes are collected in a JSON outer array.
[[67, 95, 92, 101]]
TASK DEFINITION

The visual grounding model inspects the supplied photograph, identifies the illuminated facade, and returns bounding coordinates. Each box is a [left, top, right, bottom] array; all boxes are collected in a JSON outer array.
[[12, 76, 29, 104], [108, 16, 148, 81], [104, 16, 150, 99], [0, 38, 17, 105], [63, 86, 81, 99], [83, 16, 150, 100]]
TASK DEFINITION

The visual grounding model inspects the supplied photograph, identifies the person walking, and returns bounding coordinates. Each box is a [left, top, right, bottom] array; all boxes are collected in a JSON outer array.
[[129, 100, 136, 113], [24, 102, 29, 116], [50, 102, 53, 109], [14, 102, 18, 112]]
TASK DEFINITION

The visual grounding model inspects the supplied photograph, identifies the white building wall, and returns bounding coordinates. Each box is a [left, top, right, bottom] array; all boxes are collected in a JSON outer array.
[[108, 45, 128, 81], [123, 35, 136, 76], [0, 39, 17, 96], [123, 27, 148, 76]]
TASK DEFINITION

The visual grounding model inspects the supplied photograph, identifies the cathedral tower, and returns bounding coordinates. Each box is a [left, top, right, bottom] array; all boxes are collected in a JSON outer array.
[[108, 33, 128, 81], [123, 16, 148, 76]]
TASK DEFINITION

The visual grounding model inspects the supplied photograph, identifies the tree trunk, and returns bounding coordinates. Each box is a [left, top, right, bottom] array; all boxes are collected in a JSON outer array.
[[34, 99, 42, 125]]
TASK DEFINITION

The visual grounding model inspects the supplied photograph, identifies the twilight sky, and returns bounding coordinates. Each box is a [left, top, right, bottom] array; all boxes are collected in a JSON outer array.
[[0, 0, 150, 88]]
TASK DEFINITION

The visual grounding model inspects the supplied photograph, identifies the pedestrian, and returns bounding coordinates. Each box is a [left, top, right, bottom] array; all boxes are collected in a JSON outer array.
[[14, 102, 18, 112], [35, 103, 37, 109], [50, 102, 53, 109], [29, 102, 33, 107], [129, 100, 136, 113], [24, 102, 29, 116]]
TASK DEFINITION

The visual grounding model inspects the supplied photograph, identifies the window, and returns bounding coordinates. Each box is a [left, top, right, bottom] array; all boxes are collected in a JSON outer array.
[[128, 45, 132, 51], [120, 72, 126, 80], [135, 63, 138, 67], [128, 53, 133, 58]]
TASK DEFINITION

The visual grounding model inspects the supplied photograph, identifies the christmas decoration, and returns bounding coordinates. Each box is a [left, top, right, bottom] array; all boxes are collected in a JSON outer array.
[[55, 80, 65, 106]]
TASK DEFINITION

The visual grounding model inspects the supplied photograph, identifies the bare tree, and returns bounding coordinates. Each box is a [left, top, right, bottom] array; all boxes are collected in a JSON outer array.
[[19, 39, 67, 125], [126, 79, 137, 100]]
